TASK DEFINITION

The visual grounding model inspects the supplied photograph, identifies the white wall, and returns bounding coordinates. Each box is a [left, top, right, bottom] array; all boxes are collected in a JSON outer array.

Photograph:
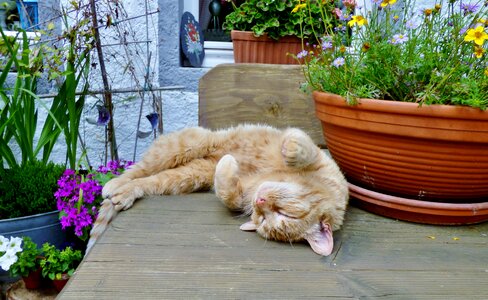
[[52, 0, 199, 165]]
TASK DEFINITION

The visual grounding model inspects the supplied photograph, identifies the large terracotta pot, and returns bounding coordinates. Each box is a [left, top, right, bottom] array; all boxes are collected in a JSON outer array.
[[313, 91, 488, 224], [231, 30, 303, 64]]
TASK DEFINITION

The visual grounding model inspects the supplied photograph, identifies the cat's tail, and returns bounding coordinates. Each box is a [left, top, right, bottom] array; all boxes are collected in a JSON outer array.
[[85, 199, 118, 256]]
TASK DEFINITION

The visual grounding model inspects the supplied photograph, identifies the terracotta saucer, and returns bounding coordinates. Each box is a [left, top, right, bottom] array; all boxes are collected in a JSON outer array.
[[348, 183, 488, 225]]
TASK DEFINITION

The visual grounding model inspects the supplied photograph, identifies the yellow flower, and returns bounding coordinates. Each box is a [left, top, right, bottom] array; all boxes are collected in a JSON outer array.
[[464, 26, 488, 46], [474, 46, 485, 58], [362, 42, 371, 52], [434, 4, 441, 11], [292, 3, 306, 13], [485, 68, 488, 76], [424, 9, 433, 16], [348, 15, 368, 27], [380, 0, 396, 8]]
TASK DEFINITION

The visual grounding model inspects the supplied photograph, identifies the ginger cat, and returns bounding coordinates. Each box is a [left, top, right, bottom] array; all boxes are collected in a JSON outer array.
[[87, 124, 349, 256]]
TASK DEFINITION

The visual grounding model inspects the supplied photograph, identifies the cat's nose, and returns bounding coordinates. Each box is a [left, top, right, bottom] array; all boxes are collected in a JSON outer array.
[[256, 198, 266, 206]]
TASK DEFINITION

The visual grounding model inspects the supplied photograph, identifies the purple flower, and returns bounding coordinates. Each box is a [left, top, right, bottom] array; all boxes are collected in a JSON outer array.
[[405, 19, 418, 30], [390, 33, 409, 44], [96, 105, 110, 126], [461, 3, 479, 14], [339, 14, 351, 22], [332, 57, 346, 68], [146, 113, 159, 130], [54, 160, 135, 240], [321, 37, 333, 50], [297, 50, 308, 59], [335, 25, 347, 33]]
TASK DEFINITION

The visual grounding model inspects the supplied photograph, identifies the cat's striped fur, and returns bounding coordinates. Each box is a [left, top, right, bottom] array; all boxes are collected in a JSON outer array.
[[87, 124, 349, 256]]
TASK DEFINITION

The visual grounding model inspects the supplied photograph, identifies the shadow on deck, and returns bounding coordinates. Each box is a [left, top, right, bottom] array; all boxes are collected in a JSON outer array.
[[59, 193, 488, 299]]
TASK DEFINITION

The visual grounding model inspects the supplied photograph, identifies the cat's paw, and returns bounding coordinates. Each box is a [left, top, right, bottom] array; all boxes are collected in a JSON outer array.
[[281, 129, 316, 168], [214, 155, 242, 210], [214, 154, 239, 190], [102, 177, 131, 199], [108, 181, 144, 211]]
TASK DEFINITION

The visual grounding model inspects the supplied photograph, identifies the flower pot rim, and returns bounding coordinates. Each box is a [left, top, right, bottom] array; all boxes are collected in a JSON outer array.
[[231, 30, 302, 43], [0, 210, 60, 223], [313, 91, 488, 121], [349, 183, 488, 225]]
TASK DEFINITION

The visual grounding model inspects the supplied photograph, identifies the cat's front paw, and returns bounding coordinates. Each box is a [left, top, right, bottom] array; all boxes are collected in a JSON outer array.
[[109, 181, 144, 211], [282, 130, 315, 168], [214, 155, 239, 191], [214, 155, 242, 210], [102, 177, 131, 199]]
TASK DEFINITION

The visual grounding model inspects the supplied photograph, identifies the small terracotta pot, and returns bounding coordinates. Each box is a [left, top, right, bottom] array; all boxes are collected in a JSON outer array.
[[22, 267, 42, 289], [231, 30, 305, 64], [313, 91, 488, 224], [52, 274, 70, 292]]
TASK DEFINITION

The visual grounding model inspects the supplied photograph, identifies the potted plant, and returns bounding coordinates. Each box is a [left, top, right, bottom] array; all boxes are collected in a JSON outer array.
[[296, 0, 488, 224], [0, 24, 90, 282], [40, 243, 82, 292], [1, 236, 44, 289], [55, 160, 134, 249], [222, 0, 339, 64], [0, 160, 66, 285]]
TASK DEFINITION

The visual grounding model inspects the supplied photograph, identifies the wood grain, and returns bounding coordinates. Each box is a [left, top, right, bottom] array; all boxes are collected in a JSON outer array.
[[198, 64, 325, 146], [60, 193, 488, 299]]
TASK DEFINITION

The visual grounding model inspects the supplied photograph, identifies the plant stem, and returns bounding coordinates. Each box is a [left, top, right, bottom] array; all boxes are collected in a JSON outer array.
[[89, 0, 118, 163]]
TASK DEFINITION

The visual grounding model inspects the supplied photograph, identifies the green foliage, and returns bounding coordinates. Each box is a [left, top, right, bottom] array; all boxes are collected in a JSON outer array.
[[8, 237, 42, 278], [0, 35, 17, 55], [40, 243, 82, 281], [223, 0, 338, 40], [0, 23, 91, 170], [298, 0, 488, 109], [0, 160, 65, 219]]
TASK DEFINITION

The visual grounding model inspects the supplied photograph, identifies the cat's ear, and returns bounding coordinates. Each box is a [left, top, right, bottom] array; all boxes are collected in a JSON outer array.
[[240, 220, 258, 231], [305, 222, 334, 256]]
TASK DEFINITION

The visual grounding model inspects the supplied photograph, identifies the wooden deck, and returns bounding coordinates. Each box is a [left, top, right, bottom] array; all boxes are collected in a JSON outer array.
[[59, 193, 488, 299], [60, 64, 488, 298]]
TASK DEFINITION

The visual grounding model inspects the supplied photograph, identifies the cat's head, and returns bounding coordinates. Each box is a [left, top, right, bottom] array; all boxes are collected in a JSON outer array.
[[240, 181, 341, 256]]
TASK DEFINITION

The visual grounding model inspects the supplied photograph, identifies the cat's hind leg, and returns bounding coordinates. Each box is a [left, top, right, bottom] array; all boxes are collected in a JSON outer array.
[[109, 158, 216, 211], [281, 128, 320, 169], [214, 154, 246, 211], [103, 127, 214, 198]]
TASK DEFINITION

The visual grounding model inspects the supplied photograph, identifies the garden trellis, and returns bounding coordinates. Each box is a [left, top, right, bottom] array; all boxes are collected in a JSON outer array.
[[16, 0, 183, 165]]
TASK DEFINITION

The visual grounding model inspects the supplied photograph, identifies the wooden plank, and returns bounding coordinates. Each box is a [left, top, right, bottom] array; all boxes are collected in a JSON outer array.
[[59, 193, 488, 299], [198, 64, 325, 146]]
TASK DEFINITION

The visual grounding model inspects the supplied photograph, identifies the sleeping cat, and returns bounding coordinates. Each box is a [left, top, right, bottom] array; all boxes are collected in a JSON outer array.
[[87, 124, 349, 256]]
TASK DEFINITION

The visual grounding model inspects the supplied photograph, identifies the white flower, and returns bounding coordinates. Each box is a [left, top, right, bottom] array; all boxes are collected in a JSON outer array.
[[0, 236, 9, 252], [5, 237, 23, 254], [0, 251, 18, 271]]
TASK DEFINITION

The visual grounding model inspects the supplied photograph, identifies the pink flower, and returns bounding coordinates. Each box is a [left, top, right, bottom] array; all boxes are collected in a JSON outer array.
[[343, 0, 357, 8], [333, 8, 343, 19]]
